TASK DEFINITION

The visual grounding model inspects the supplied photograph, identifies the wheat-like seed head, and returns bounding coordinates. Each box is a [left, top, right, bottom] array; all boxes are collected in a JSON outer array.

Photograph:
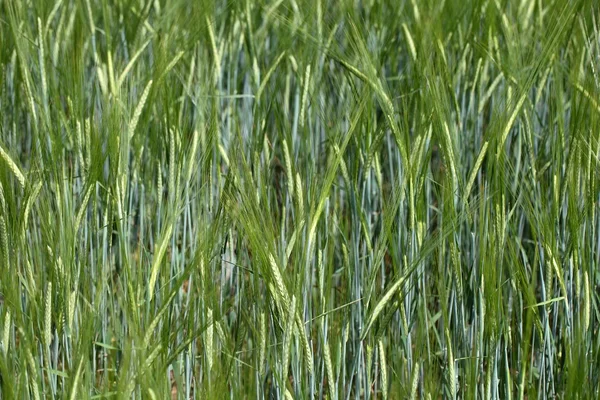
[[324, 339, 336, 400], [378, 340, 388, 400], [0, 144, 25, 188]]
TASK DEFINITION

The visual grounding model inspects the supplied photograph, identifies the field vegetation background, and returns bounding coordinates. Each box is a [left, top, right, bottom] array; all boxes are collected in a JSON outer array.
[[0, 0, 599, 398]]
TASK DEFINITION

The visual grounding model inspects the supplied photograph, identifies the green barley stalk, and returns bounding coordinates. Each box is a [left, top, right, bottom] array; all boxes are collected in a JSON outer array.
[[378, 339, 388, 400], [0, 216, 9, 271], [21, 181, 42, 241], [409, 361, 420, 400], [148, 223, 173, 301], [2, 310, 10, 355], [143, 291, 177, 348], [283, 139, 294, 197], [295, 313, 313, 375], [584, 270, 590, 333], [282, 295, 296, 378], [206, 16, 222, 84], [27, 346, 41, 400], [74, 184, 92, 236], [68, 357, 84, 400], [256, 51, 287, 101], [44, 282, 52, 348], [446, 328, 456, 400], [206, 307, 214, 372], [464, 141, 488, 201], [67, 290, 76, 336], [259, 312, 267, 376], [117, 39, 152, 88], [128, 79, 153, 139], [159, 51, 185, 82], [37, 18, 48, 115], [402, 23, 417, 62], [324, 339, 336, 400], [295, 172, 304, 219], [0, 143, 25, 188], [362, 275, 407, 339], [300, 64, 311, 127]]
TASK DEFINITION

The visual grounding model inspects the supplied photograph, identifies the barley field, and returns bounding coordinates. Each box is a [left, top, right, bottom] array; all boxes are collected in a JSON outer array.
[[0, 0, 599, 398]]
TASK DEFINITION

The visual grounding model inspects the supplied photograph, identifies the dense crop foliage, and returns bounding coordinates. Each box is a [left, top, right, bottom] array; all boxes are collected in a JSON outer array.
[[0, 0, 599, 398]]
